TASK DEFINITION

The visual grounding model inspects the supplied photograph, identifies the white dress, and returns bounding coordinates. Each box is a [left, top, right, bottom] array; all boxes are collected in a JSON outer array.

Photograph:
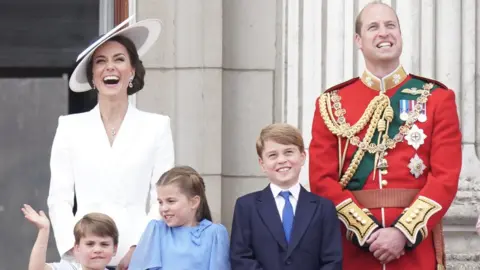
[[47, 104, 175, 266]]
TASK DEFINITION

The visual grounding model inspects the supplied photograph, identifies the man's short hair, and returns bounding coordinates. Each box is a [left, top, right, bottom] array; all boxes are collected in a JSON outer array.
[[355, 1, 400, 35]]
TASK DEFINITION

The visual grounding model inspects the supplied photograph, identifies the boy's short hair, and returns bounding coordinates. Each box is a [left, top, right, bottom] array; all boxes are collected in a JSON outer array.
[[256, 123, 305, 157], [73, 213, 119, 246]]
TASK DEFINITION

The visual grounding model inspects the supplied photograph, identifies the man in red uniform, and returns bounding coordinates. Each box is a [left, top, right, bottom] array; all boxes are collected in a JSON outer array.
[[309, 2, 462, 270]]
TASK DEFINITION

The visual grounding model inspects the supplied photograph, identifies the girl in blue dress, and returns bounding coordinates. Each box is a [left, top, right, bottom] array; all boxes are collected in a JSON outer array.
[[129, 166, 231, 270]]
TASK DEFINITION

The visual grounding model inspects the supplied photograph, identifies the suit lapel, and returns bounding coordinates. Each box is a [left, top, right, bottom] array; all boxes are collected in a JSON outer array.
[[256, 186, 288, 251], [87, 105, 112, 151], [286, 187, 318, 257]]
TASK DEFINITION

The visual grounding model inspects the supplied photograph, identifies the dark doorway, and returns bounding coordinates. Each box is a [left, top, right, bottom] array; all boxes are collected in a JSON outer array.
[[0, 1, 99, 269]]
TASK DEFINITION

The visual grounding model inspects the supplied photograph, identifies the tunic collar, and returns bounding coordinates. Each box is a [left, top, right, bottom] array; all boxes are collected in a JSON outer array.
[[360, 65, 408, 92]]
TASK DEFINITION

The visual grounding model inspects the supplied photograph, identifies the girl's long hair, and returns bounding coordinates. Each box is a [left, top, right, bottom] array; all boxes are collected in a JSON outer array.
[[156, 166, 212, 222]]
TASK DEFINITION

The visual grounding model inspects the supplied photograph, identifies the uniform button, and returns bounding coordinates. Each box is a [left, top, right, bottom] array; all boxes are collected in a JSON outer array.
[[285, 259, 292, 265], [406, 218, 412, 223], [381, 180, 388, 186]]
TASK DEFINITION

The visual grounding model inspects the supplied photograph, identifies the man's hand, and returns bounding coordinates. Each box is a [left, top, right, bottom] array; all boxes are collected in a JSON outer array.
[[116, 246, 136, 270], [366, 227, 406, 264]]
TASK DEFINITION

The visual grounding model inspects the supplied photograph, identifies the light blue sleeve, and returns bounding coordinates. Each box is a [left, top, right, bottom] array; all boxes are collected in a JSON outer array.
[[209, 224, 231, 270], [129, 220, 164, 270]]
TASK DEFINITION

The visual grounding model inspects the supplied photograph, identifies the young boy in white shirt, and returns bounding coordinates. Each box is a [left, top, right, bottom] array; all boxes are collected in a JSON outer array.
[[22, 204, 118, 270]]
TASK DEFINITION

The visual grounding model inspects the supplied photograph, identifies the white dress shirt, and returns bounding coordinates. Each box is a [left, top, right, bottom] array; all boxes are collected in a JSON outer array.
[[270, 182, 300, 221], [47, 104, 174, 266]]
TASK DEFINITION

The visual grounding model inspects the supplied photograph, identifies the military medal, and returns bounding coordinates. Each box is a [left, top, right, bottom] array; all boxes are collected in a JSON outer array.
[[405, 124, 427, 150], [409, 100, 416, 120], [408, 154, 426, 178], [399, 100, 409, 121], [418, 103, 427, 122]]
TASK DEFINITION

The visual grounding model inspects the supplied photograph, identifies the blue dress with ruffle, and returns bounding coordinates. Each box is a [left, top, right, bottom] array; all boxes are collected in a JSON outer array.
[[129, 219, 231, 270]]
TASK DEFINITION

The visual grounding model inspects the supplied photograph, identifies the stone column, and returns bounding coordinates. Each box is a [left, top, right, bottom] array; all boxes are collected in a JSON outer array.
[[221, 0, 280, 229], [284, 0, 480, 267], [135, 0, 224, 222]]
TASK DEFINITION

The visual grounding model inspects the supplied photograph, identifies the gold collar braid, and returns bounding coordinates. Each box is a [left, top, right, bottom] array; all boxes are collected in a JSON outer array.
[[360, 65, 408, 92]]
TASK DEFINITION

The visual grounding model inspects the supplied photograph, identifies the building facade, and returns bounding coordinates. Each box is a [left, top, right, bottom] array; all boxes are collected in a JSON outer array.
[[133, 0, 479, 268], [1, 0, 479, 269]]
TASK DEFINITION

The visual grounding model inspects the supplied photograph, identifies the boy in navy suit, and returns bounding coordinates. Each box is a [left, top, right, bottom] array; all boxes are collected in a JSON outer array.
[[230, 123, 343, 270]]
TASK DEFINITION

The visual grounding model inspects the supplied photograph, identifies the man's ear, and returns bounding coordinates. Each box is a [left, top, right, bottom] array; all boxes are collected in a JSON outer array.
[[354, 33, 363, 50]]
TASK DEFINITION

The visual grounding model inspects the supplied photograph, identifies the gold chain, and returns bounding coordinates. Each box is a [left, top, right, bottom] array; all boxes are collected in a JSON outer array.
[[319, 83, 433, 188], [320, 92, 387, 138], [338, 99, 387, 187]]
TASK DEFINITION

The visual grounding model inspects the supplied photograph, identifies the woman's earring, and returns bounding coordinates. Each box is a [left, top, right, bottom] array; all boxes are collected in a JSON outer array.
[[128, 77, 133, 88]]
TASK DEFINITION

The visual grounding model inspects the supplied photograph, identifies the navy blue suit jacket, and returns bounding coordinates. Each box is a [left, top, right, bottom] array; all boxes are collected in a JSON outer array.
[[230, 185, 342, 270]]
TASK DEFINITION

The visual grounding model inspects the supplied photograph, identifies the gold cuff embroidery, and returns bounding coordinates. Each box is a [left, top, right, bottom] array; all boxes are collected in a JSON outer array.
[[394, 196, 442, 243], [336, 199, 378, 246], [346, 230, 354, 241]]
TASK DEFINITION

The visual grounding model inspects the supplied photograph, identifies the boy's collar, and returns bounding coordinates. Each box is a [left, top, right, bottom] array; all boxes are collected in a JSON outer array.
[[270, 182, 301, 200]]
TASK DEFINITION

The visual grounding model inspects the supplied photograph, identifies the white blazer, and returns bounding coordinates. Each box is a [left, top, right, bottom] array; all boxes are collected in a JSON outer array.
[[47, 104, 174, 266]]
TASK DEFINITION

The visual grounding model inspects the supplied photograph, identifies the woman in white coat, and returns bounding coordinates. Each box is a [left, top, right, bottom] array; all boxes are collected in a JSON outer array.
[[47, 17, 174, 270]]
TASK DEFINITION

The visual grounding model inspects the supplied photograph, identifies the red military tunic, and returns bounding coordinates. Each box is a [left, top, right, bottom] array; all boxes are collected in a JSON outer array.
[[309, 65, 462, 270]]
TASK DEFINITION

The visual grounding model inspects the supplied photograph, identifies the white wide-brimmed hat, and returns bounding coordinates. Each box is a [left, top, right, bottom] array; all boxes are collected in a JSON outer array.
[[69, 15, 162, 92]]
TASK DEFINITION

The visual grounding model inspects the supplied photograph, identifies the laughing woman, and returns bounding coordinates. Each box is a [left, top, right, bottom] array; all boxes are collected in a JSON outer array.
[[47, 17, 174, 270]]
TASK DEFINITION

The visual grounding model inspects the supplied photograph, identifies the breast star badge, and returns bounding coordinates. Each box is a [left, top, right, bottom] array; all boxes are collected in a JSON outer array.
[[408, 154, 426, 178], [405, 124, 427, 150]]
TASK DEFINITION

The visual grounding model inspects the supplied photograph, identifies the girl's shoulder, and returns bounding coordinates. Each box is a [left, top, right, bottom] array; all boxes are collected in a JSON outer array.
[[148, 219, 169, 229], [208, 222, 228, 233], [140, 219, 170, 238], [196, 220, 228, 237]]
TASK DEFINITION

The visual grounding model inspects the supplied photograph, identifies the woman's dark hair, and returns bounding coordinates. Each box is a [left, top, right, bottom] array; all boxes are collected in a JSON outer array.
[[156, 166, 213, 222], [86, 35, 146, 95]]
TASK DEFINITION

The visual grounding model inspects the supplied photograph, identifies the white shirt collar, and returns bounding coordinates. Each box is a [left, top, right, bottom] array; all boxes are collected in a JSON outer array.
[[270, 182, 301, 200]]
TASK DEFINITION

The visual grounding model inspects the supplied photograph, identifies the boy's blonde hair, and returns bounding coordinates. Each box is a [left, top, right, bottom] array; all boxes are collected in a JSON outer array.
[[256, 123, 305, 158], [73, 213, 119, 246]]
